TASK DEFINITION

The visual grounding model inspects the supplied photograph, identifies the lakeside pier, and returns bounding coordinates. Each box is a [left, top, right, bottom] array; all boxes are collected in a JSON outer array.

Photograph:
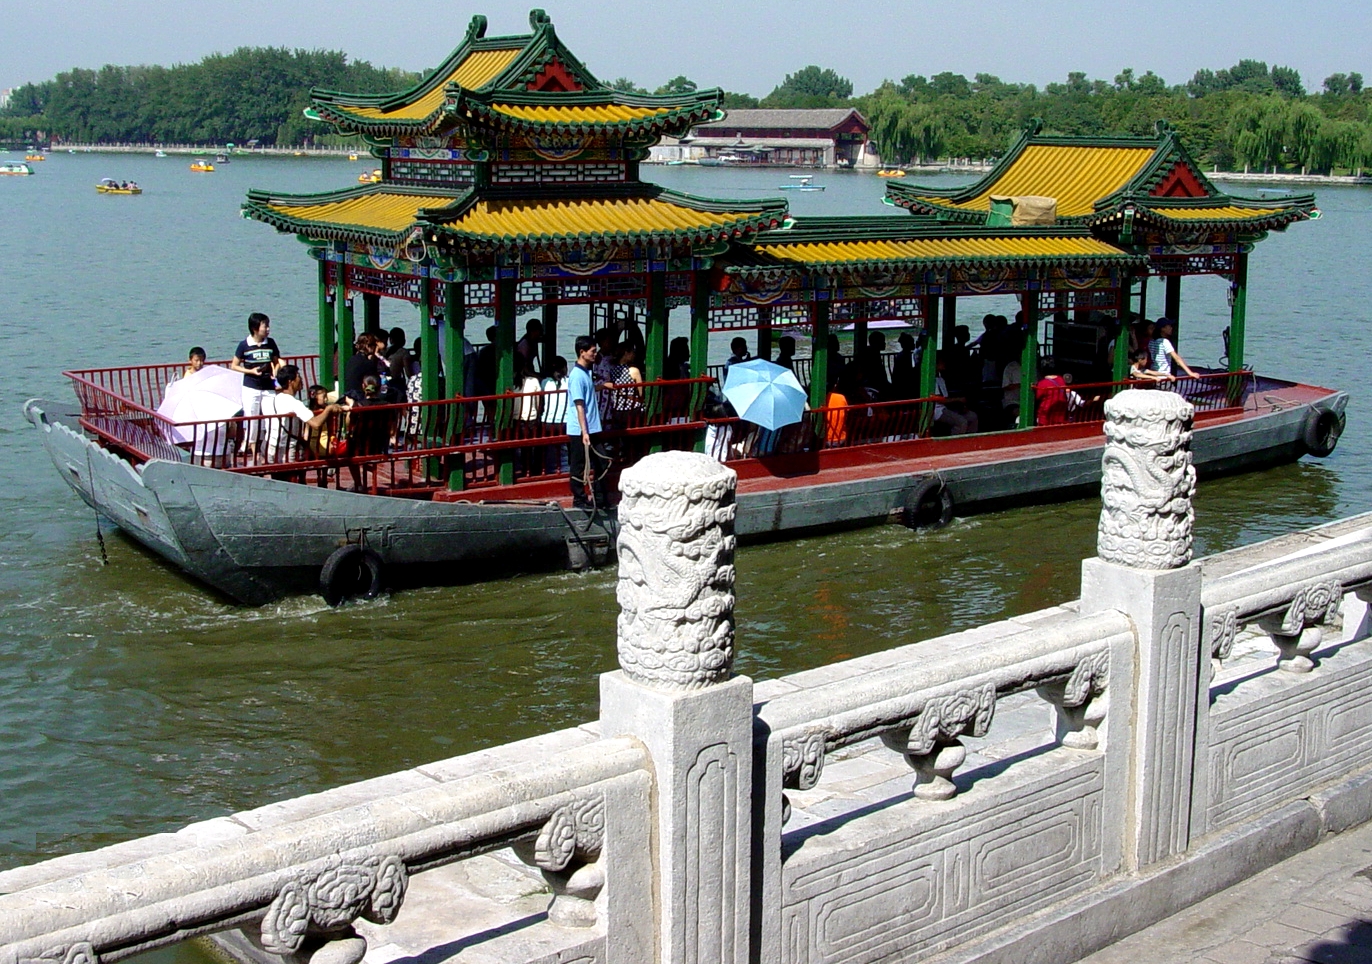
[[6, 390, 1372, 963]]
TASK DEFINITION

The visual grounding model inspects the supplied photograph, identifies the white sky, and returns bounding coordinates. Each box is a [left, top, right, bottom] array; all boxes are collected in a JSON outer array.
[[3, 0, 1367, 96]]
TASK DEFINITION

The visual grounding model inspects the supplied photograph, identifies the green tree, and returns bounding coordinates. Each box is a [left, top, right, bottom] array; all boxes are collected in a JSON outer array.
[[654, 75, 697, 95], [609, 77, 648, 95], [722, 91, 759, 109], [762, 66, 853, 107]]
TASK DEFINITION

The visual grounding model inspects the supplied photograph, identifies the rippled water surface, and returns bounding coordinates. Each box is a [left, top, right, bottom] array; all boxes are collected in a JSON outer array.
[[1, 155, 1369, 915]]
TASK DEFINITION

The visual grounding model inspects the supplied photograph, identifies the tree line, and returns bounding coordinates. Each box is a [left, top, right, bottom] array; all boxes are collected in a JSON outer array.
[[4, 50, 1371, 174], [0, 48, 417, 146]]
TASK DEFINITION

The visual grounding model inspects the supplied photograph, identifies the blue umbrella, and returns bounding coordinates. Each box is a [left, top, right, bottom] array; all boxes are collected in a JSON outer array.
[[722, 359, 808, 430]]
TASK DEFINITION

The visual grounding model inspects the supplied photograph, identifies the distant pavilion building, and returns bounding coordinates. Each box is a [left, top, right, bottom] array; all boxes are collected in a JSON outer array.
[[680, 108, 872, 168]]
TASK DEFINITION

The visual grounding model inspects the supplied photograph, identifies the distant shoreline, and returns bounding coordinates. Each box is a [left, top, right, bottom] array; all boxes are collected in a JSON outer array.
[[31, 144, 1371, 186]]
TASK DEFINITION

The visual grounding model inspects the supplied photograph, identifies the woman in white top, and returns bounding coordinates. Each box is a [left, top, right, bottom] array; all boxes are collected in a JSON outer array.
[[1148, 319, 1198, 379], [541, 355, 570, 474]]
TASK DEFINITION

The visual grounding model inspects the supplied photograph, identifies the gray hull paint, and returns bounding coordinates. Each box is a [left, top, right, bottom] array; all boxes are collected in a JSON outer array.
[[25, 393, 1347, 605]]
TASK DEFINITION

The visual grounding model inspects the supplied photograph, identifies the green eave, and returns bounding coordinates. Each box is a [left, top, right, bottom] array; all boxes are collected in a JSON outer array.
[[415, 183, 788, 251], [725, 224, 1147, 278], [1087, 192, 1318, 233], [446, 87, 724, 137]]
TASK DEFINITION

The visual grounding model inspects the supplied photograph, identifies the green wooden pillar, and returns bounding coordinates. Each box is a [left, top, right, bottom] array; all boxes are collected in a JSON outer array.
[[1228, 253, 1248, 372], [1164, 274, 1182, 343], [362, 293, 381, 337], [317, 260, 337, 389], [941, 294, 956, 351], [690, 272, 711, 453], [1136, 275, 1149, 320], [689, 270, 710, 378], [919, 296, 939, 398], [444, 282, 466, 492], [541, 295, 558, 373], [419, 280, 439, 402], [646, 272, 667, 381], [1018, 291, 1039, 429], [336, 286, 355, 384], [809, 300, 830, 410], [495, 278, 517, 486], [1113, 275, 1132, 383]]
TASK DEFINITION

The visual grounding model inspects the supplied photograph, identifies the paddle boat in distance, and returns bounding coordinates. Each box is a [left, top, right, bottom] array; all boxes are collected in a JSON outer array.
[[0, 162, 34, 176], [877, 168, 907, 178], [779, 174, 825, 192], [96, 178, 142, 195], [358, 168, 382, 183], [215, 153, 230, 164], [348, 152, 360, 161], [189, 160, 215, 173], [154, 150, 168, 158], [24, 152, 45, 162]]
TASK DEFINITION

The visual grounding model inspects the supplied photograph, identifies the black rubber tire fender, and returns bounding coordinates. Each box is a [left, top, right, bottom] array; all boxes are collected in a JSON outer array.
[[903, 477, 955, 529], [1301, 407, 1345, 459], [319, 545, 384, 606]]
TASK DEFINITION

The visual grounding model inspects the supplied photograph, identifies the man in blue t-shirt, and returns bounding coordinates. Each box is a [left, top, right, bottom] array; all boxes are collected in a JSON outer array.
[[231, 312, 281, 456], [565, 334, 609, 511]]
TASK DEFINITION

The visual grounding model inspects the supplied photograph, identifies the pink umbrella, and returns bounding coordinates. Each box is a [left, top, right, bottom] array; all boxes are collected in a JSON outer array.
[[157, 365, 243, 445]]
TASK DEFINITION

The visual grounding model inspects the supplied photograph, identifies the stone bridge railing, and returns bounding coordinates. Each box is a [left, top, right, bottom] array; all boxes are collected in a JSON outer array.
[[5, 391, 1372, 964]]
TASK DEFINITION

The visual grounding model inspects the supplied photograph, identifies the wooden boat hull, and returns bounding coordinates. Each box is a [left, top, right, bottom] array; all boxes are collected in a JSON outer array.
[[23, 388, 1348, 605]]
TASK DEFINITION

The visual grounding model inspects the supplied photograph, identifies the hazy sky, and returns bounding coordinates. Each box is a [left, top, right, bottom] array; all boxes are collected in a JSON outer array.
[[4, 0, 1368, 96]]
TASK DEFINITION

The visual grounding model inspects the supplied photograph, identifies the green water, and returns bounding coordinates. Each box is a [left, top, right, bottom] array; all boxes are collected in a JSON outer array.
[[0, 155, 1363, 913]]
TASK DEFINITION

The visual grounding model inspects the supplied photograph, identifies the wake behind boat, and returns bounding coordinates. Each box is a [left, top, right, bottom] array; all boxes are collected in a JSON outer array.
[[28, 11, 1345, 606]]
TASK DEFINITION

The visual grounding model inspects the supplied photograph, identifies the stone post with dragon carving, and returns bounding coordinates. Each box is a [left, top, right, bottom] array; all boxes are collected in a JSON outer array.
[[1079, 389, 1206, 870], [598, 450, 753, 964]]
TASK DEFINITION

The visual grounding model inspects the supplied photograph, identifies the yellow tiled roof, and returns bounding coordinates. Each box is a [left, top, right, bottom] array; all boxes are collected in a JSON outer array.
[[341, 48, 522, 120], [488, 103, 676, 124], [1139, 204, 1282, 221], [267, 192, 459, 233], [446, 196, 763, 239], [909, 145, 1158, 217], [759, 234, 1132, 265]]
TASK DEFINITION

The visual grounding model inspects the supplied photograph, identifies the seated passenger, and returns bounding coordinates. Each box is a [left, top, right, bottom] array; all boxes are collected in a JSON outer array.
[[933, 354, 979, 436], [260, 364, 342, 463]]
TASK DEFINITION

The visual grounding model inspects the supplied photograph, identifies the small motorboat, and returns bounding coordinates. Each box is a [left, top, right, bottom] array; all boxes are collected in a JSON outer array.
[[0, 163, 34, 176], [190, 161, 215, 172], [96, 178, 142, 194], [215, 153, 229, 164], [877, 169, 907, 178], [154, 150, 167, 158], [358, 168, 382, 184]]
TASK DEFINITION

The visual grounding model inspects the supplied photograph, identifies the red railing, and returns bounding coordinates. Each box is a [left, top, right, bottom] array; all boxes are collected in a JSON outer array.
[[1030, 370, 1253, 425], [64, 367, 713, 494], [704, 395, 940, 461], [66, 356, 321, 413]]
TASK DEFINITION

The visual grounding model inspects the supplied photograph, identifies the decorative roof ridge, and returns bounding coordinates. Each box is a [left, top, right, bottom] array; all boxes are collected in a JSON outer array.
[[1121, 190, 1318, 211], [309, 15, 530, 113], [482, 9, 604, 92]]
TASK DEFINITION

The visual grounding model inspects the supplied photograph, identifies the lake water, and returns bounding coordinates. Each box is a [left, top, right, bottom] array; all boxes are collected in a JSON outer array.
[[1, 154, 1368, 942]]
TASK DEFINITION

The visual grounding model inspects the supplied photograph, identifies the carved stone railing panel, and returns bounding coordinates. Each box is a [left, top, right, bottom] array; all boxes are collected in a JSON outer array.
[[0, 741, 648, 964]]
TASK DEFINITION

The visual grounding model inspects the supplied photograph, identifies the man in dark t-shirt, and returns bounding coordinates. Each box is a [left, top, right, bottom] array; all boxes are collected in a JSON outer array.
[[231, 312, 281, 455]]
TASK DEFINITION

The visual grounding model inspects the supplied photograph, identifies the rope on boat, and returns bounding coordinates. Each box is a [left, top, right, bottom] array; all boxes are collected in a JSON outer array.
[[85, 446, 108, 566]]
